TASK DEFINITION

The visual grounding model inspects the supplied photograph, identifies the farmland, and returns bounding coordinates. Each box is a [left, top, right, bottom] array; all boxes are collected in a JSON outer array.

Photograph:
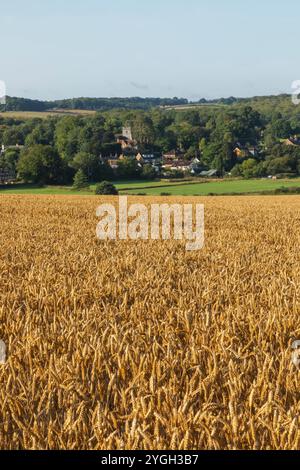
[[0, 194, 300, 449], [121, 178, 300, 196], [1, 178, 300, 196], [0, 109, 97, 120]]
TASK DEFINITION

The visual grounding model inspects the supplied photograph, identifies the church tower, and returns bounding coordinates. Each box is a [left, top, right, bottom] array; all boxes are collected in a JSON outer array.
[[122, 126, 133, 141]]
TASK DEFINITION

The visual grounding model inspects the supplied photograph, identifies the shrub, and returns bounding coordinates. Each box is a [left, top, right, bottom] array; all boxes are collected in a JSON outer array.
[[170, 170, 184, 179], [274, 173, 297, 179], [274, 186, 300, 194], [95, 181, 118, 195]]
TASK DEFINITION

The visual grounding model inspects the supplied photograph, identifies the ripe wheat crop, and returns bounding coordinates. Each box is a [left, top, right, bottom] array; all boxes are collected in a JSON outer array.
[[0, 194, 300, 450]]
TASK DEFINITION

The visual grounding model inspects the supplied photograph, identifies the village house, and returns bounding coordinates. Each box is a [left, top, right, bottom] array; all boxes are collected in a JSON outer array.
[[136, 153, 145, 164], [248, 146, 259, 157], [0, 145, 19, 183], [107, 159, 120, 170], [136, 153, 162, 165], [106, 152, 137, 170], [134, 153, 160, 173], [199, 169, 219, 178], [233, 144, 259, 158], [283, 136, 300, 146], [1, 144, 24, 155], [190, 157, 202, 175], [163, 149, 185, 160], [162, 159, 191, 172], [0, 167, 15, 184], [100, 152, 117, 166]]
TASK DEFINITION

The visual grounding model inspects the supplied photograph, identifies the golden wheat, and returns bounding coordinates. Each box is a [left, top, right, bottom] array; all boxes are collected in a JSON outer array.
[[0, 194, 300, 450]]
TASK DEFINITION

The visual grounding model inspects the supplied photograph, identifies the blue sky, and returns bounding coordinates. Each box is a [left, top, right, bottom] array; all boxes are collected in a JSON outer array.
[[1, 0, 300, 100]]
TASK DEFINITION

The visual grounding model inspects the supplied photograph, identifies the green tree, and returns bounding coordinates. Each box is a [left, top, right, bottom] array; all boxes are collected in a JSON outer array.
[[132, 115, 155, 146], [70, 151, 99, 181], [78, 116, 106, 155], [117, 157, 142, 179], [2, 149, 20, 173], [270, 115, 292, 139], [25, 119, 56, 146], [231, 164, 242, 177], [55, 116, 81, 163], [240, 158, 264, 178], [2, 127, 24, 146], [141, 164, 157, 180], [17, 145, 61, 184], [71, 151, 115, 182], [264, 156, 295, 175], [213, 154, 224, 176], [73, 169, 90, 190]]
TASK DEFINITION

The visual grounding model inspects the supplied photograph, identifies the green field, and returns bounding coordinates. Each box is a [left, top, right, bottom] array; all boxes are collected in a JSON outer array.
[[0, 179, 209, 195], [0, 180, 189, 195], [121, 178, 300, 195], [1, 178, 300, 196]]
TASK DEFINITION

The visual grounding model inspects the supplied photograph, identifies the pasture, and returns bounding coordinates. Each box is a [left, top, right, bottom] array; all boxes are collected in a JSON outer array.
[[1, 178, 300, 196]]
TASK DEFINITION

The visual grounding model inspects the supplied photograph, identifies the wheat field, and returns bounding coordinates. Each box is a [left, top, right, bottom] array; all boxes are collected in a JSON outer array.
[[0, 195, 300, 450]]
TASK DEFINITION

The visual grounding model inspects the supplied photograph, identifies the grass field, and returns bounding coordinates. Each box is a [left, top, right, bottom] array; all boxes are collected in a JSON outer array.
[[0, 109, 96, 120], [0, 194, 300, 449], [1, 178, 300, 196], [160, 103, 226, 111], [122, 178, 300, 195], [0, 181, 171, 195]]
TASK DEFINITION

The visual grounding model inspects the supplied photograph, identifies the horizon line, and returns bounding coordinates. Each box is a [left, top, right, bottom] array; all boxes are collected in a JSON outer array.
[[2, 92, 291, 103]]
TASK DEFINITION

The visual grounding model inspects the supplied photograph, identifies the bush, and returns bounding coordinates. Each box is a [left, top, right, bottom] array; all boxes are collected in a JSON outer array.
[[274, 186, 300, 195], [160, 192, 171, 196], [274, 173, 297, 179], [274, 186, 289, 194], [169, 177, 192, 183], [95, 181, 118, 195], [170, 170, 184, 179]]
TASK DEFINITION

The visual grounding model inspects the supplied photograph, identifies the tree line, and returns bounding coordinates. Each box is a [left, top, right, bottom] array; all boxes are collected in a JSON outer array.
[[0, 96, 188, 112], [0, 93, 294, 113]]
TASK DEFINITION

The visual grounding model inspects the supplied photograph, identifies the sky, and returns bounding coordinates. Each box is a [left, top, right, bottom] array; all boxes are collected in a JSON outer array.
[[1, 0, 300, 101]]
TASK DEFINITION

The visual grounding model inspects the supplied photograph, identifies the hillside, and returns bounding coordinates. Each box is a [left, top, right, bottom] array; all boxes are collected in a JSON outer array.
[[0, 93, 296, 115], [0, 96, 189, 113]]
